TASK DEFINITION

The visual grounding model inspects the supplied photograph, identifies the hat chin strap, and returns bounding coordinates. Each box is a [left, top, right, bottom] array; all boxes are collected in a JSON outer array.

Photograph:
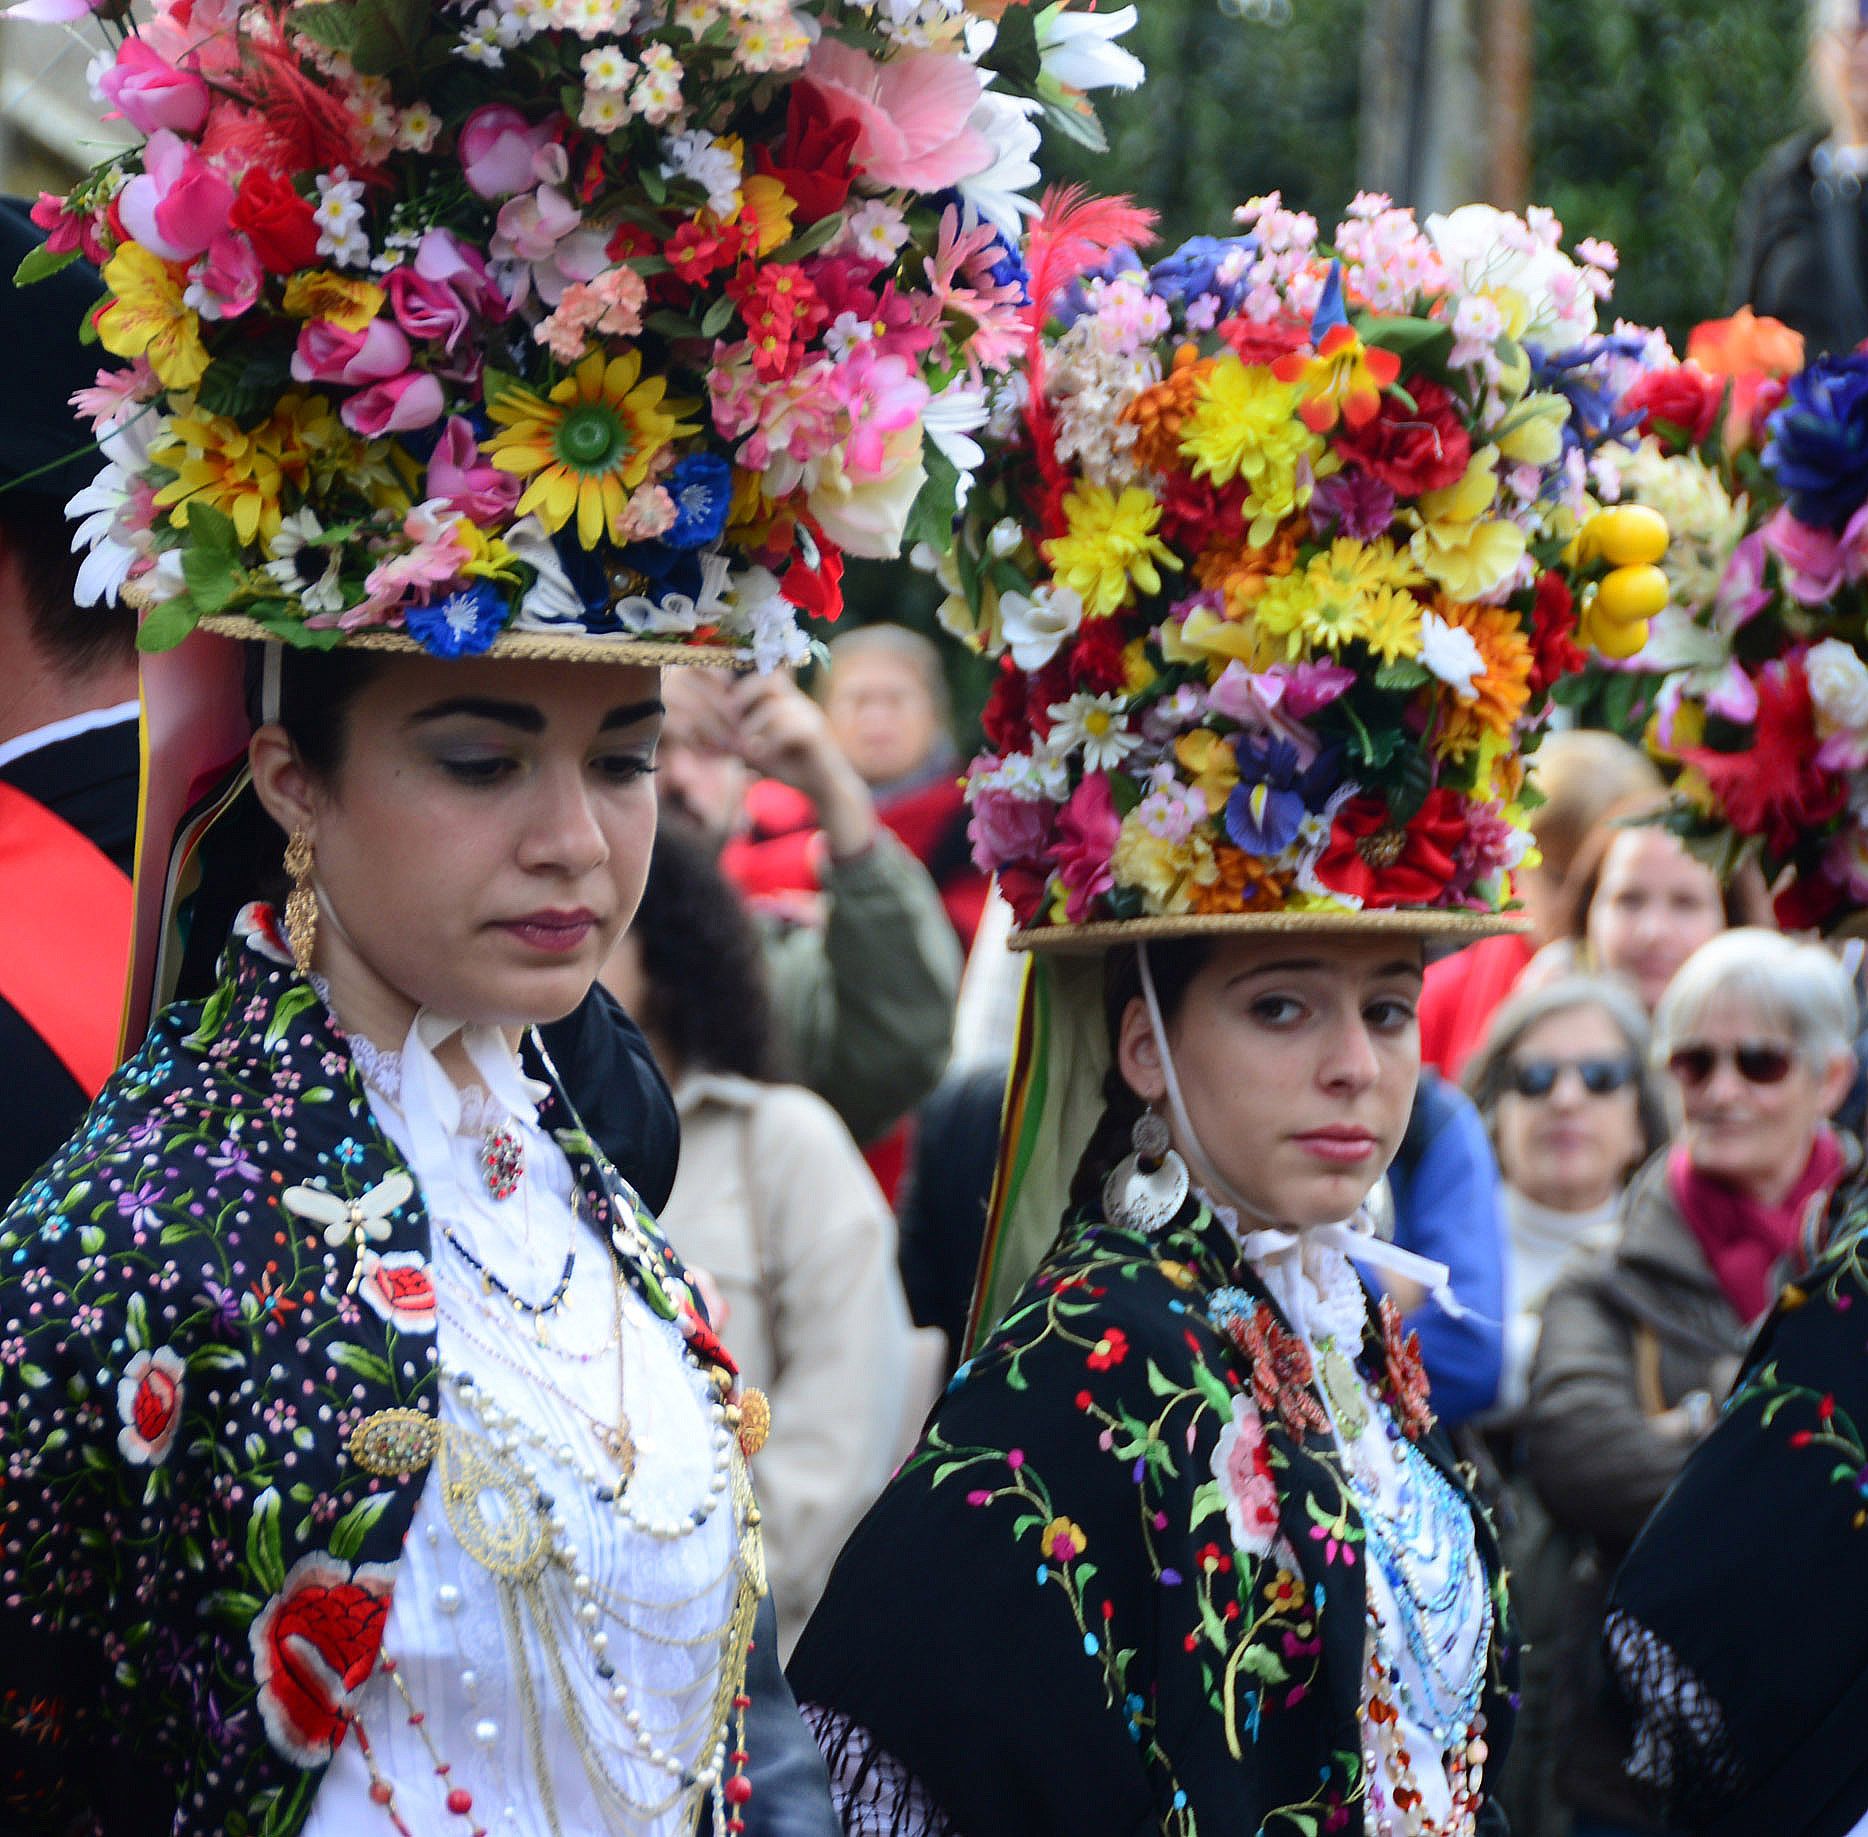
[[1135, 942, 1465, 1319]]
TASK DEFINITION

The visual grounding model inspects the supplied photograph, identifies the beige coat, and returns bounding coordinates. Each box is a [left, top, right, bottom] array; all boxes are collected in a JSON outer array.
[[661, 1071, 929, 1657]]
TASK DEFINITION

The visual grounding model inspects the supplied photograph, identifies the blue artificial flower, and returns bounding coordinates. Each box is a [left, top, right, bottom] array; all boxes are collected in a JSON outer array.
[[404, 582, 508, 657], [1148, 234, 1254, 314], [1529, 333, 1649, 461], [1764, 353, 1868, 531], [623, 540, 705, 604], [1054, 245, 1146, 330], [1308, 261, 1348, 342], [662, 453, 734, 551], [1224, 738, 1345, 856]]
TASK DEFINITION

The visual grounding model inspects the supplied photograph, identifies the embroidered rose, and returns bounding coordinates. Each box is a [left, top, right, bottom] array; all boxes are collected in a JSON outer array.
[[1377, 1296, 1435, 1442], [116, 1344, 186, 1465], [1238, 1302, 1330, 1442], [355, 1250, 437, 1335], [250, 1553, 395, 1765], [234, 900, 295, 966], [1212, 1393, 1279, 1559]]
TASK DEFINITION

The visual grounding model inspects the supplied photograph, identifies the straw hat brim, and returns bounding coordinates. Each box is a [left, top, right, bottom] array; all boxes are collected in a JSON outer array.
[[1009, 908, 1530, 953], [192, 613, 747, 669]]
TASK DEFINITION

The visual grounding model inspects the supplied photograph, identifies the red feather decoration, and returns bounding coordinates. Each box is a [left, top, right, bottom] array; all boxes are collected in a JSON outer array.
[[199, 10, 371, 179], [1022, 183, 1158, 331]]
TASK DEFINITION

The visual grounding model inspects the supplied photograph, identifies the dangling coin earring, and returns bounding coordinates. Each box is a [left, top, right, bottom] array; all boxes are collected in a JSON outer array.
[[1103, 1107, 1189, 1233], [283, 829, 318, 976]]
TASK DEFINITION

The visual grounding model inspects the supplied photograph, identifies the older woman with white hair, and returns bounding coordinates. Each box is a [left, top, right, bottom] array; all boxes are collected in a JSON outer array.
[[1522, 930, 1859, 1837]]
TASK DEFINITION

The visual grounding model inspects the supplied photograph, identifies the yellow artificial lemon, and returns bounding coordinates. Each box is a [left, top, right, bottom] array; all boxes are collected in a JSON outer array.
[[1589, 503, 1670, 568], [1581, 606, 1651, 660], [1594, 563, 1670, 625]]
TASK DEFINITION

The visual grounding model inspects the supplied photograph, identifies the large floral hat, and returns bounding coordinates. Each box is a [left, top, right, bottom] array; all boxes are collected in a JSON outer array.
[[25, 0, 1141, 669], [924, 194, 1663, 950], [1591, 310, 1868, 931]]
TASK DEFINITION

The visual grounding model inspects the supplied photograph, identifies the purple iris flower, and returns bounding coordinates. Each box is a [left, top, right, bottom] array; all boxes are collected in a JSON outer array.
[[1224, 738, 1345, 856]]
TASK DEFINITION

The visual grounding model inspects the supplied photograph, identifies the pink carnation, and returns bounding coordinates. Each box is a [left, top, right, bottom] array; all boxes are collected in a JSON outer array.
[[800, 40, 991, 192], [1054, 772, 1119, 923], [967, 773, 1056, 875]]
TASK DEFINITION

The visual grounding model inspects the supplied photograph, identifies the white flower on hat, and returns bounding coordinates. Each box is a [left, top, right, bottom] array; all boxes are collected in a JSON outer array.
[[955, 90, 1042, 242], [1807, 637, 1868, 738], [1047, 691, 1141, 772], [1425, 202, 1596, 354], [1000, 583, 1082, 671], [1033, 2, 1144, 94], [1417, 609, 1486, 702]]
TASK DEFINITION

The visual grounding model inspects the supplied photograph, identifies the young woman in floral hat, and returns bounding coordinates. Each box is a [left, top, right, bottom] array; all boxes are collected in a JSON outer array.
[[0, 0, 1140, 1814], [789, 194, 1663, 1835]]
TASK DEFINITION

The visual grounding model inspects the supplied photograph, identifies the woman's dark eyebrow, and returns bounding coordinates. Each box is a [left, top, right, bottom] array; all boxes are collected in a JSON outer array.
[[600, 699, 666, 731], [1225, 956, 1425, 988], [407, 697, 544, 733]]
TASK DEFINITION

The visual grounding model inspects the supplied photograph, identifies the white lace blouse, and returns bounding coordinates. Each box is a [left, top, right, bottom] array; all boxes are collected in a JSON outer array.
[[305, 1011, 743, 1837]]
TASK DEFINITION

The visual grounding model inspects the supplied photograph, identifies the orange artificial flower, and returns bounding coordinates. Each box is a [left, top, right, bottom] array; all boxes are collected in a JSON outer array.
[[1122, 343, 1216, 473], [1432, 596, 1534, 758], [1686, 308, 1803, 381], [1189, 846, 1290, 915]]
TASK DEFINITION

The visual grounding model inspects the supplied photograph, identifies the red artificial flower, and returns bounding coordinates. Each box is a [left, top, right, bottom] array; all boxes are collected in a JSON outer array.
[[996, 861, 1050, 925], [1775, 868, 1845, 932], [1157, 470, 1248, 555], [1526, 568, 1585, 698], [1675, 655, 1847, 858], [727, 261, 827, 380], [1068, 619, 1130, 693], [606, 220, 656, 264], [1085, 1325, 1129, 1370], [1312, 789, 1467, 909], [1622, 365, 1724, 451], [251, 1553, 395, 1765], [227, 169, 319, 276], [1216, 316, 1309, 368], [666, 220, 730, 288], [1332, 376, 1472, 495], [780, 541, 845, 622], [754, 84, 862, 223], [980, 656, 1032, 755]]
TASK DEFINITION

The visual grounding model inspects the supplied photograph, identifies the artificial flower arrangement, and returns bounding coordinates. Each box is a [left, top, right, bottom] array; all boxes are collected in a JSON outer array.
[[924, 191, 1660, 933], [1585, 307, 1868, 929], [25, 0, 1142, 668]]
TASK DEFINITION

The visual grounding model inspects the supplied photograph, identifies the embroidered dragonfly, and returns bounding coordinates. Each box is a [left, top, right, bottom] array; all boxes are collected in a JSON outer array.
[[282, 1171, 415, 1294]]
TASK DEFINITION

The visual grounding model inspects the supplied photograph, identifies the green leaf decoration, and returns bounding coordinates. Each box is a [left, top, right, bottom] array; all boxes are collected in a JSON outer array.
[[126, 1292, 149, 1355], [982, 2, 1040, 83], [245, 1487, 286, 1598], [1040, 95, 1108, 154], [699, 293, 737, 339], [264, 983, 319, 1051], [136, 593, 201, 652], [903, 445, 962, 555], [291, 0, 429, 75], [199, 1588, 265, 1629], [326, 1340, 394, 1387], [184, 981, 235, 1052], [1372, 659, 1431, 692], [183, 501, 239, 560], [182, 545, 240, 616], [1357, 314, 1455, 368], [771, 211, 846, 264], [328, 1491, 396, 1564], [14, 243, 80, 288]]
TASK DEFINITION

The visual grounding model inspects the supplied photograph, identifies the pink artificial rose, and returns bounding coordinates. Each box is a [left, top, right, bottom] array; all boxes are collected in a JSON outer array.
[[1054, 771, 1119, 923], [99, 37, 210, 136], [413, 228, 510, 322], [292, 318, 413, 387], [800, 41, 992, 192], [426, 416, 521, 522], [967, 777, 1056, 875], [1764, 506, 1847, 605], [459, 105, 558, 200], [187, 232, 263, 320], [386, 267, 472, 355], [493, 185, 582, 265], [117, 131, 236, 263], [341, 371, 446, 436]]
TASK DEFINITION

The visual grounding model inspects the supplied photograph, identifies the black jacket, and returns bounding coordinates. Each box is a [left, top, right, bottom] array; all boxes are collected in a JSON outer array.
[[1730, 128, 1868, 356]]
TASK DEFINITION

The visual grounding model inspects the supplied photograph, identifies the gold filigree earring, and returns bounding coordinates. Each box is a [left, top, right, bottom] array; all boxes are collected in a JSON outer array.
[[283, 829, 318, 976]]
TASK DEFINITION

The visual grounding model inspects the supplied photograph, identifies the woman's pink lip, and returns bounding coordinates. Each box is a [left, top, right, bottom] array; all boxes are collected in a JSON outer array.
[[1292, 1131, 1378, 1165], [496, 912, 598, 954]]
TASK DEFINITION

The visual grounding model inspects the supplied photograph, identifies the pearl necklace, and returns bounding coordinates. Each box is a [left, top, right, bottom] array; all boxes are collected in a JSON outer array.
[[440, 1357, 734, 1543]]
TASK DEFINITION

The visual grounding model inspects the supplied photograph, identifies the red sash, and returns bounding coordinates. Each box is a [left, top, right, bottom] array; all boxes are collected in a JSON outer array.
[[0, 780, 133, 1097]]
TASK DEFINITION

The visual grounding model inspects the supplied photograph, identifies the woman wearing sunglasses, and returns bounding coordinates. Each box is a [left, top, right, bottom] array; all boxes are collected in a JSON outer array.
[[1519, 929, 1859, 1837], [1463, 977, 1669, 1423]]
